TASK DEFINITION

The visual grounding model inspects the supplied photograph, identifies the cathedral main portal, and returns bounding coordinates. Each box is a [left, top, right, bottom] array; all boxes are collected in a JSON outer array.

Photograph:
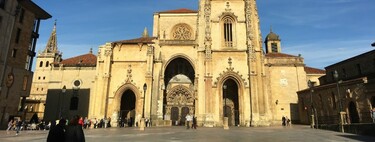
[[163, 57, 196, 125], [166, 85, 194, 126]]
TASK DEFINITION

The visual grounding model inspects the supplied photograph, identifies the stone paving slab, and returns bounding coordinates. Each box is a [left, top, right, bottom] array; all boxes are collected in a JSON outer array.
[[1, 125, 374, 142]]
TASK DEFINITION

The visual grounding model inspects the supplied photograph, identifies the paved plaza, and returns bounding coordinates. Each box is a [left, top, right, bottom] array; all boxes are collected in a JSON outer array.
[[0, 125, 374, 142]]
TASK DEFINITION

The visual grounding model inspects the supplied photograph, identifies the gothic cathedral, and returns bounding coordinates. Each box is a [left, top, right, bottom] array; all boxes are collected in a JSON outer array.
[[30, 0, 324, 127], [90, 0, 323, 127]]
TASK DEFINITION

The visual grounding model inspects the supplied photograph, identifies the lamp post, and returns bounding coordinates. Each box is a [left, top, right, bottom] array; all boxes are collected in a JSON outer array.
[[223, 85, 227, 117], [307, 80, 315, 128], [223, 84, 229, 129], [333, 70, 345, 133], [140, 83, 147, 130], [59, 85, 66, 119]]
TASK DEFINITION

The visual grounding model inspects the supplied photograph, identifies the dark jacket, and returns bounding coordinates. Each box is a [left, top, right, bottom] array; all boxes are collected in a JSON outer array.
[[47, 124, 66, 142], [65, 125, 85, 142]]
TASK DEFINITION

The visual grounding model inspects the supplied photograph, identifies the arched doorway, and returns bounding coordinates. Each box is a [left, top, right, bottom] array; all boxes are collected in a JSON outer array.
[[163, 57, 195, 124], [120, 90, 136, 127], [348, 101, 359, 123], [165, 85, 194, 126], [171, 107, 179, 126], [223, 79, 239, 126]]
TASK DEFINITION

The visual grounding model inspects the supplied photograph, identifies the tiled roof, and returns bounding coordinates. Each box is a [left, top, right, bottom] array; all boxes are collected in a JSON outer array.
[[304, 66, 325, 74], [265, 53, 299, 58], [56, 53, 97, 67], [113, 37, 156, 44], [158, 8, 197, 13]]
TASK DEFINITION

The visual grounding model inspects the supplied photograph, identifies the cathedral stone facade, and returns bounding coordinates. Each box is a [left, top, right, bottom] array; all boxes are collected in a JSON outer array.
[[29, 0, 325, 127], [89, 0, 324, 127]]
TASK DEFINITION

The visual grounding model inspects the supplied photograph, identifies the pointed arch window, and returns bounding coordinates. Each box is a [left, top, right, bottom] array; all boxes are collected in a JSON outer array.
[[39, 61, 43, 67], [222, 16, 235, 47], [46, 61, 49, 67]]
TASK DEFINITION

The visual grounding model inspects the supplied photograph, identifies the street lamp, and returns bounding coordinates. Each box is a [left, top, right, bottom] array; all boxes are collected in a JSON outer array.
[[223, 85, 227, 117], [143, 83, 147, 118], [307, 80, 315, 128], [140, 83, 147, 130], [333, 70, 345, 133], [59, 85, 66, 119], [223, 84, 229, 129]]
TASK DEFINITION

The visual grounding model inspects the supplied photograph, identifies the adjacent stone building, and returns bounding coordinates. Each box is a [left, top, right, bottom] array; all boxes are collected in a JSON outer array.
[[298, 49, 375, 125], [0, 0, 51, 129], [27, 22, 97, 121]]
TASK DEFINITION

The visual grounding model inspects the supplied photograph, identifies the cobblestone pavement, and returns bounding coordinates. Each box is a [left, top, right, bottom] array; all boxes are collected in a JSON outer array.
[[1, 125, 374, 142]]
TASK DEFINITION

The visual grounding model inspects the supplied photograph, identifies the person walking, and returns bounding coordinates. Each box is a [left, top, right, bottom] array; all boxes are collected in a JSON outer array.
[[16, 119, 22, 135], [192, 116, 197, 129], [286, 116, 291, 126], [107, 117, 111, 128], [47, 118, 66, 142], [78, 117, 84, 126], [185, 114, 192, 129], [93, 118, 98, 128], [6, 119, 14, 131], [282, 116, 286, 126], [65, 115, 85, 142]]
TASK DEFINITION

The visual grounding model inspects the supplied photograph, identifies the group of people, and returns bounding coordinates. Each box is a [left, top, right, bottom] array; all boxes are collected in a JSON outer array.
[[91, 117, 112, 129], [185, 114, 197, 129], [47, 115, 85, 142], [281, 116, 291, 126], [6, 118, 50, 135], [6, 119, 23, 135]]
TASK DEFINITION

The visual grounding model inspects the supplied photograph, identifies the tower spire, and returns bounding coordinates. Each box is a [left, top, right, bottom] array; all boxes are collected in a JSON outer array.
[[142, 27, 149, 37], [44, 20, 58, 53], [270, 25, 273, 33]]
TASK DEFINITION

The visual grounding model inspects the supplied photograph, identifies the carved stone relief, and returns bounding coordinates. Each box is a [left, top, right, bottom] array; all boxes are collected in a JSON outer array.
[[172, 24, 192, 40]]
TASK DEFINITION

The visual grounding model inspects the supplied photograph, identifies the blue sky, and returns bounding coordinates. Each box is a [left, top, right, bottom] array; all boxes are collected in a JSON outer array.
[[32, 0, 375, 70]]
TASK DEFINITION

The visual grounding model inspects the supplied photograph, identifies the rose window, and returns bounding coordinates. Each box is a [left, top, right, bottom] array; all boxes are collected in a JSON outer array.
[[173, 25, 192, 40]]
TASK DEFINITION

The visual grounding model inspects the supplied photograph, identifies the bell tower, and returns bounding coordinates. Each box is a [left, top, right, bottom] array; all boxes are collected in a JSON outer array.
[[30, 21, 62, 118], [197, 0, 270, 126], [264, 27, 281, 53]]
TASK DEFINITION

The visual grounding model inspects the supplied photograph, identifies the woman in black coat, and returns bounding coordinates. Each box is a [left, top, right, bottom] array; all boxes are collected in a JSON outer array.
[[47, 119, 66, 142], [65, 115, 85, 142]]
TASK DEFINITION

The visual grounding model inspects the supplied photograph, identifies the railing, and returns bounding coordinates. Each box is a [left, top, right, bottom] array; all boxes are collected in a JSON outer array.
[[317, 111, 373, 125]]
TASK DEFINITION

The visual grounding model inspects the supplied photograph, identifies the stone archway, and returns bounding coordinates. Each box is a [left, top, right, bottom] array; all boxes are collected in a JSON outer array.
[[165, 85, 194, 125], [120, 90, 136, 127], [348, 101, 359, 123], [111, 83, 141, 127], [163, 56, 196, 122], [215, 57, 247, 126], [223, 79, 239, 126]]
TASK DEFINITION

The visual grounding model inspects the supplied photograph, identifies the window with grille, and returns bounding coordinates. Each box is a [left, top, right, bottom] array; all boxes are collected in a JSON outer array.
[[19, 8, 25, 23], [25, 55, 31, 70], [271, 43, 278, 52], [223, 17, 234, 47], [15, 28, 21, 43]]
